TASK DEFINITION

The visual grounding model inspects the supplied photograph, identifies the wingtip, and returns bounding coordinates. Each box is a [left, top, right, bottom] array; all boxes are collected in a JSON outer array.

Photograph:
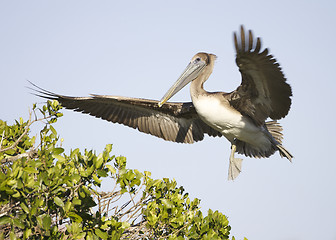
[[234, 25, 264, 54], [240, 25, 246, 51], [235, 25, 255, 53], [233, 32, 239, 52]]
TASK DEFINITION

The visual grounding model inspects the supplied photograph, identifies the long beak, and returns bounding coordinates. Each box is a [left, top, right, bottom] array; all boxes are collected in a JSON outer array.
[[158, 60, 206, 107]]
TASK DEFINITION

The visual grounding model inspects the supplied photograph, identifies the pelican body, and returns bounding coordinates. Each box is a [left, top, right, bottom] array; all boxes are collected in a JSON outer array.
[[31, 26, 293, 180]]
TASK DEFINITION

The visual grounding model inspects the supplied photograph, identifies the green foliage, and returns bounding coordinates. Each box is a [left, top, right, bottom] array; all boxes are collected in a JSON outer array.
[[0, 101, 242, 239]]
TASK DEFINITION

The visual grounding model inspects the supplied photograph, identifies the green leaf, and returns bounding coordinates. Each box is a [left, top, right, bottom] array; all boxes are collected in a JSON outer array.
[[26, 178, 35, 188], [161, 198, 174, 208], [77, 232, 86, 239], [13, 218, 25, 229], [52, 154, 66, 162], [72, 198, 82, 206], [42, 214, 51, 230], [97, 170, 108, 177], [30, 206, 37, 216], [23, 167, 38, 174], [52, 147, 64, 155], [68, 212, 83, 222], [20, 202, 29, 214], [64, 201, 71, 212], [121, 221, 130, 229], [37, 215, 43, 228], [106, 164, 116, 175], [95, 229, 108, 239], [9, 231, 16, 240], [70, 148, 79, 158], [35, 197, 44, 207], [0, 216, 11, 225], [92, 174, 101, 184], [5, 148, 15, 155], [50, 125, 57, 136], [23, 228, 32, 239], [95, 153, 104, 168], [86, 232, 94, 240], [54, 196, 64, 208], [7, 179, 17, 186], [71, 174, 80, 184], [105, 144, 112, 153]]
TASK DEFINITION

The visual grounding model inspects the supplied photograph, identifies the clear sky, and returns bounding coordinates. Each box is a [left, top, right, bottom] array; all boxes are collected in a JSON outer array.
[[1, 1, 336, 239]]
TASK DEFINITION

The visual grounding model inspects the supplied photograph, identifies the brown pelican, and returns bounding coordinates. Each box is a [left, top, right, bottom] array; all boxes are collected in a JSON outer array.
[[31, 26, 293, 180]]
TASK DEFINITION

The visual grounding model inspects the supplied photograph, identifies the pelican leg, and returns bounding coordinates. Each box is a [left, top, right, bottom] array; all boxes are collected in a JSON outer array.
[[228, 144, 243, 180]]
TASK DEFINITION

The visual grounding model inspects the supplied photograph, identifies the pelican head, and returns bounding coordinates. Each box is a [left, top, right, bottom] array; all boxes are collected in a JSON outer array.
[[158, 52, 216, 107]]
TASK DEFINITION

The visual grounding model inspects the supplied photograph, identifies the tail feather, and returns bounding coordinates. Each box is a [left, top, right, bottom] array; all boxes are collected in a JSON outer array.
[[266, 120, 283, 143], [277, 144, 293, 162], [266, 120, 293, 161], [235, 120, 293, 160]]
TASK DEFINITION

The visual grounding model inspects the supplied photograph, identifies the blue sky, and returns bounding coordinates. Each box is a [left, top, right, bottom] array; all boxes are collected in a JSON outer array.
[[1, 1, 336, 239]]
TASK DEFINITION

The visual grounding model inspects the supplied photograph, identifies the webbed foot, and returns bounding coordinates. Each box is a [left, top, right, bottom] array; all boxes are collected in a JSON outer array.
[[228, 144, 243, 180], [228, 156, 243, 180]]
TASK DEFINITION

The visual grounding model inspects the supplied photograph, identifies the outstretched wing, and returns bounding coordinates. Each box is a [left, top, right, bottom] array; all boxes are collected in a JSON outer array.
[[229, 26, 292, 126], [30, 82, 222, 143]]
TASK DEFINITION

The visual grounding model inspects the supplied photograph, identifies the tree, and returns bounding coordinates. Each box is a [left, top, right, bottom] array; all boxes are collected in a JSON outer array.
[[0, 101, 244, 239]]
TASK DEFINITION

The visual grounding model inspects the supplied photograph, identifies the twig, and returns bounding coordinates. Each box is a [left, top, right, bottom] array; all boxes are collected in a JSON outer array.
[[0, 110, 33, 153], [0, 108, 54, 154], [0, 130, 5, 150], [1, 148, 37, 163]]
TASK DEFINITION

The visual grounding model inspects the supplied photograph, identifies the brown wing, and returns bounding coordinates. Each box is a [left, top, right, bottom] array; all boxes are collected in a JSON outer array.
[[229, 25, 292, 125], [30, 82, 222, 143]]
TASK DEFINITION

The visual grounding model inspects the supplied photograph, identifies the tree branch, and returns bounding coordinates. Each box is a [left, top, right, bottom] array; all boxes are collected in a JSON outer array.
[[1, 148, 37, 163]]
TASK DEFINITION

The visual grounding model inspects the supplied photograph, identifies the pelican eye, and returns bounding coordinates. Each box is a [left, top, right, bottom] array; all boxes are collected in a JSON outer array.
[[194, 57, 201, 64]]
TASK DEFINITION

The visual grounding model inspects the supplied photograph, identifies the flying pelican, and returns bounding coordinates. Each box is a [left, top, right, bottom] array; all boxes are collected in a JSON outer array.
[[31, 26, 293, 180]]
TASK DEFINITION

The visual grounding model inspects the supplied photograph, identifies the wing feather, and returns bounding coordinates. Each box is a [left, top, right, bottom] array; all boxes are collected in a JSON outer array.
[[29, 82, 222, 143], [229, 26, 292, 125]]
